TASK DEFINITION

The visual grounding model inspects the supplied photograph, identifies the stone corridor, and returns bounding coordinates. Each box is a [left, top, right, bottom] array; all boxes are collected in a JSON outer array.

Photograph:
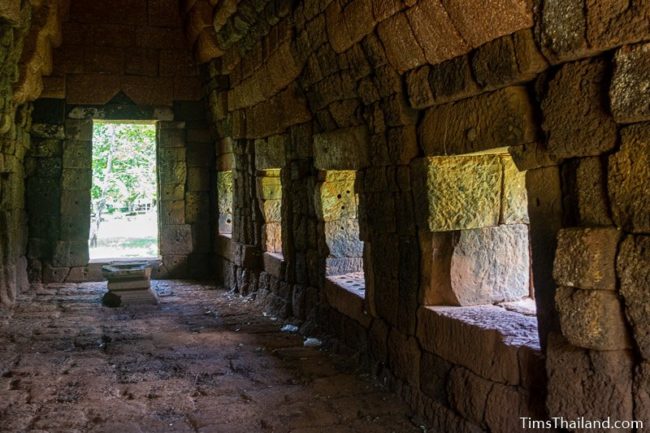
[[2, 0, 649, 431], [0, 281, 424, 433]]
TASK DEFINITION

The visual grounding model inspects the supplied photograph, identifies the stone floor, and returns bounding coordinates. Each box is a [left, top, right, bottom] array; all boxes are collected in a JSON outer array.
[[0, 281, 426, 433]]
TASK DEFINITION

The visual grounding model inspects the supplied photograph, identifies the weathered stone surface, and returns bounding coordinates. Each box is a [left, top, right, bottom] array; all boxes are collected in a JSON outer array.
[[635, 362, 650, 428], [159, 225, 193, 255], [419, 225, 530, 306], [325, 0, 353, 53], [315, 174, 358, 222], [541, 59, 617, 161], [187, 167, 210, 192], [428, 55, 479, 105], [376, 12, 426, 73], [485, 383, 541, 433], [574, 157, 612, 226], [420, 86, 536, 156], [547, 334, 634, 431], [555, 286, 631, 350], [185, 192, 210, 224], [387, 328, 420, 387], [159, 126, 185, 148], [217, 171, 233, 234], [324, 219, 363, 258], [536, 0, 592, 63], [51, 240, 89, 267], [261, 199, 282, 223], [451, 225, 530, 304], [257, 175, 281, 200], [412, 155, 502, 231], [525, 166, 563, 346], [0, 0, 21, 25], [161, 200, 185, 225], [255, 135, 287, 170], [313, 126, 369, 170], [420, 351, 452, 404], [324, 274, 371, 328], [215, 233, 234, 261], [263, 252, 285, 280], [617, 235, 650, 359], [42, 264, 69, 284], [553, 227, 620, 291], [586, 0, 650, 52], [61, 169, 92, 191], [342, 0, 375, 49], [30, 139, 63, 158], [471, 35, 519, 90], [160, 182, 185, 201], [508, 141, 555, 171], [441, 0, 532, 48], [159, 159, 187, 186], [263, 222, 282, 253], [405, 0, 469, 66], [447, 366, 491, 426], [416, 305, 539, 385], [405, 66, 434, 109], [608, 123, 650, 233], [62, 141, 92, 169], [512, 29, 549, 79], [66, 74, 122, 106], [471, 30, 547, 91], [610, 43, 650, 124], [500, 155, 528, 225]]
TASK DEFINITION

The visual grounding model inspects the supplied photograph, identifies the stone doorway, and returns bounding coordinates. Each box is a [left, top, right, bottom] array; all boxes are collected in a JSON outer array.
[[89, 120, 159, 261]]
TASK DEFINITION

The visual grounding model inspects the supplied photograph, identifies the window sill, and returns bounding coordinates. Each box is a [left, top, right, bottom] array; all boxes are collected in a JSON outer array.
[[324, 272, 371, 328], [89, 257, 161, 265], [263, 251, 285, 279], [215, 234, 234, 261], [416, 304, 541, 387]]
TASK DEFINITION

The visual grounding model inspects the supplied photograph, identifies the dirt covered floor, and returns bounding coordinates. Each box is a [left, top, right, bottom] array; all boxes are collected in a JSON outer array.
[[0, 281, 424, 433]]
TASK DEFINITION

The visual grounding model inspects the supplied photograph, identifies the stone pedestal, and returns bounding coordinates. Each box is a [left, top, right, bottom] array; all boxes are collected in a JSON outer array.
[[102, 262, 158, 306]]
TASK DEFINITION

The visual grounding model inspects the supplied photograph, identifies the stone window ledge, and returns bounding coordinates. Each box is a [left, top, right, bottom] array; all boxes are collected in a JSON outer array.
[[88, 257, 161, 265], [417, 304, 541, 387], [215, 234, 234, 262], [263, 251, 285, 279], [324, 272, 371, 328]]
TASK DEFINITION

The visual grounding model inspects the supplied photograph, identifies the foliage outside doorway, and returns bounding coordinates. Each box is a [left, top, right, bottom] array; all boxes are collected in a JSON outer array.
[[89, 121, 159, 260]]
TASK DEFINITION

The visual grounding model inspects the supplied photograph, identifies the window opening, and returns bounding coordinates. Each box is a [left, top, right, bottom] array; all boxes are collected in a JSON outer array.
[[257, 169, 282, 255], [217, 170, 233, 236], [316, 170, 366, 298], [89, 121, 158, 260]]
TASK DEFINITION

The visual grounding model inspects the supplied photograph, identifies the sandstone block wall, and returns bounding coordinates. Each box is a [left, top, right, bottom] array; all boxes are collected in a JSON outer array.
[[0, 2, 40, 307], [198, 0, 649, 431]]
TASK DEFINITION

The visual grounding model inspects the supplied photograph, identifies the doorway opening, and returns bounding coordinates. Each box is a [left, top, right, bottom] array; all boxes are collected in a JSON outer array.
[[89, 120, 159, 261]]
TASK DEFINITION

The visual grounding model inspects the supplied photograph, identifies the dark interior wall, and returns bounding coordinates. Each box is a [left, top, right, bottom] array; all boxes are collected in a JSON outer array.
[[0, 2, 37, 307], [198, 0, 650, 431]]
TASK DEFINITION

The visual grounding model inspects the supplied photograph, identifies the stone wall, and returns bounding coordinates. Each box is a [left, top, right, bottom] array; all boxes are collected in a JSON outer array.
[[197, 0, 650, 431], [1, 0, 70, 306]]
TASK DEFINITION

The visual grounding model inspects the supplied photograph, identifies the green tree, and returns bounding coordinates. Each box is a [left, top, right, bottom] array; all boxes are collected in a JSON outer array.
[[90, 122, 157, 245]]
